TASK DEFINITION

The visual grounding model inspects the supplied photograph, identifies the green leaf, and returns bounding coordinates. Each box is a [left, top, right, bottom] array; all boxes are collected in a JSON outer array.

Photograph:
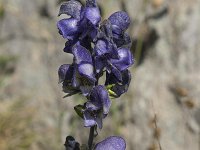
[[74, 104, 85, 119], [106, 84, 118, 99], [106, 84, 115, 90]]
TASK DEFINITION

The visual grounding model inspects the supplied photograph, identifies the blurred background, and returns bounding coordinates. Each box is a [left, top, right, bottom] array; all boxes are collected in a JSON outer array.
[[0, 0, 200, 149]]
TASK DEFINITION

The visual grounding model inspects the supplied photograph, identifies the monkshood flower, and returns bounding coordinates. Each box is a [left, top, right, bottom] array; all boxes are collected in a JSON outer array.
[[96, 12, 131, 49], [94, 16, 133, 81], [94, 136, 126, 150], [64, 136, 80, 150], [108, 11, 132, 48], [58, 64, 79, 96], [83, 85, 111, 129], [58, 44, 96, 96], [94, 45, 133, 81], [106, 69, 131, 98], [57, 0, 101, 53]]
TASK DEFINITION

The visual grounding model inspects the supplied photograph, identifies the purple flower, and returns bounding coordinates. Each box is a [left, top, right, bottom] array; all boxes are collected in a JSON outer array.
[[108, 11, 131, 48], [58, 64, 79, 96], [109, 48, 134, 72], [108, 11, 130, 33], [106, 69, 131, 98], [94, 136, 126, 150], [93, 17, 133, 81], [83, 85, 111, 129], [94, 20, 118, 60], [95, 11, 131, 49], [58, 44, 96, 96], [64, 136, 80, 150], [94, 46, 133, 81], [57, 0, 101, 53]]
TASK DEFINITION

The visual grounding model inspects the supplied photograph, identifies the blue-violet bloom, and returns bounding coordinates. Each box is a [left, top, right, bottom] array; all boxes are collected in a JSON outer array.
[[94, 136, 126, 150], [58, 44, 96, 96], [106, 69, 131, 98], [83, 85, 111, 129], [57, 0, 101, 53]]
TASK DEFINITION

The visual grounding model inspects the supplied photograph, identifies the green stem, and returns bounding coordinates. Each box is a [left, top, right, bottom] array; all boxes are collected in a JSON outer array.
[[135, 38, 143, 66], [88, 126, 95, 150]]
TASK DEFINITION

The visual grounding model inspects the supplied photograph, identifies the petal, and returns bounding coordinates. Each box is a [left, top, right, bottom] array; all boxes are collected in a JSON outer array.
[[106, 69, 130, 85], [78, 9, 99, 39], [63, 40, 77, 53], [94, 56, 105, 73], [72, 66, 81, 87], [108, 11, 130, 32], [80, 85, 93, 96], [111, 48, 134, 71], [107, 43, 119, 59], [62, 82, 78, 94], [105, 71, 117, 85], [72, 44, 92, 64], [94, 39, 108, 56], [111, 25, 122, 35], [90, 85, 111, 115], [83, 110, 96, 127], [94, 136, 126, 150], [99, 20, 113, 38], [86, 101, 99, 111], [106, 65, 122, 82], [59, 65, 80, 95], [58, 0, 82, 20], [95, 117, 103, 129], [110, 67, 122, 81], [57, 18, 79, 39], [94, 39, 119, 59], [109, 85, 128, 98], [64, 38, 92, 53], [58, 64, 70, 83], [121, 69, 131, 85], [113, 33, 132, 48], [80, 37, 92, 50], [89, 26, 98, 39], [84, 7, 101, 25], [78, 62, 96, 81]]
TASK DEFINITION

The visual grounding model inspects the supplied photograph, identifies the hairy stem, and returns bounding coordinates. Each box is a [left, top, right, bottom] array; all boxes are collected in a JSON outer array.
[[88, 126, 95, 150]]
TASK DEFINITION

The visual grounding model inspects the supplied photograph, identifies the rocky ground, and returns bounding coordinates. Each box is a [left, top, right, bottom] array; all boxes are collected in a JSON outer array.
[[0, 0, 200, 149]]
